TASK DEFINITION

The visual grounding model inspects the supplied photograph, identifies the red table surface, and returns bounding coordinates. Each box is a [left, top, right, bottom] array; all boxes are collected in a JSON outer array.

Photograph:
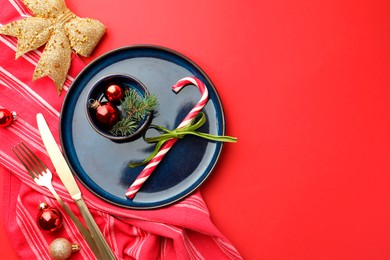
[[2, 0, 390, 259]]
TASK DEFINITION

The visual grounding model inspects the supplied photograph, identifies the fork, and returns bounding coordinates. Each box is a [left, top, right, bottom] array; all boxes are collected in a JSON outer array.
[[12, 142, 102, 259]]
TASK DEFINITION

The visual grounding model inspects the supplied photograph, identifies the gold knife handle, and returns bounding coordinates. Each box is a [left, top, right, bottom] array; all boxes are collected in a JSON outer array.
[[46, 186, 103, 259], [75, 198, 116, 260]]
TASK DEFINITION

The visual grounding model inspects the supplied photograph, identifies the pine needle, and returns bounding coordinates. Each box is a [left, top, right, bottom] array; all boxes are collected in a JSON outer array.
[[110, 89, 158, 137]]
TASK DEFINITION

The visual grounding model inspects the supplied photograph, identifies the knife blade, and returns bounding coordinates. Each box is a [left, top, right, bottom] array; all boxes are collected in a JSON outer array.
[[37, 113, 116, 260]]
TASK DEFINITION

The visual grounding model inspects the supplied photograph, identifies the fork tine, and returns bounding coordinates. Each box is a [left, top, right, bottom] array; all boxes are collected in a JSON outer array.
[[19, 142, 48, 172], [12, 142, 45, 179], [12, 143, 37, 179]]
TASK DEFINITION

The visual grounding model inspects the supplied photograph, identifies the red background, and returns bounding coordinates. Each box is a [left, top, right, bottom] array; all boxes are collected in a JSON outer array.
[[2, 0, 390, 259]]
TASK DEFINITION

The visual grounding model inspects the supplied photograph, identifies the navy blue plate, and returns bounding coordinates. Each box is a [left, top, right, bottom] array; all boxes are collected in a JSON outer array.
[[60, 45, 225, 209]]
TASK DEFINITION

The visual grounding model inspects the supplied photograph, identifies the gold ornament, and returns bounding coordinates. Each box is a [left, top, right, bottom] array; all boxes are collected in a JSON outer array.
[[49, 238, 80, 260], [0, 0, 106, 94]]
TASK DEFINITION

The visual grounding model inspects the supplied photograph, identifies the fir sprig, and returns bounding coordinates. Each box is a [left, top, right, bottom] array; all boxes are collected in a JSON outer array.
[[110, 89, 158, 136], [109, 117, 137, 137]]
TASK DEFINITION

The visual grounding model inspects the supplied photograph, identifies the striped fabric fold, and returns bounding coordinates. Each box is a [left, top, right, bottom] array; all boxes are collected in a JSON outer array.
[[0, 0, 242, 259]]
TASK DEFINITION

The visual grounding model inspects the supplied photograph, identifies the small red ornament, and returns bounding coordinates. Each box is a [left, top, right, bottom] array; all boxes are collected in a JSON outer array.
[[0, 108, 17, 127], [37, 202, 63, 232], [89, 99, 119, 127], [105, 84, 124, 102]]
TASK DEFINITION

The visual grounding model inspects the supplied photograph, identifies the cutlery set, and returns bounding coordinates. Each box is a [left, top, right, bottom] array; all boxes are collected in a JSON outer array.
[[12, 113, 116, 260]]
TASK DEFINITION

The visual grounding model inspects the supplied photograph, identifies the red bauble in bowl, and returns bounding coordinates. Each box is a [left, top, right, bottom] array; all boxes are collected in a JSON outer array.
[[85, 74, 153, 143], [88, 99, 119, 128], [105, 84, 124, 102]]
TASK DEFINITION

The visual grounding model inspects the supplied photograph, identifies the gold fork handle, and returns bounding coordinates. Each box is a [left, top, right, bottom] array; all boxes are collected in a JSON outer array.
[[47, 186, 103, 259], [75, 198, 116, 260]]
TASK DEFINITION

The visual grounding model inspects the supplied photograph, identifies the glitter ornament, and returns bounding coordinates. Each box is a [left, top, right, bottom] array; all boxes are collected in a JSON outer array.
[[105, 84, 124, 102], [0, 108, 17, 128], [89, 99, 119, 128], [0, 0, 106, 93], [49, 238, 80, 260], [37, 202, 63, 232]]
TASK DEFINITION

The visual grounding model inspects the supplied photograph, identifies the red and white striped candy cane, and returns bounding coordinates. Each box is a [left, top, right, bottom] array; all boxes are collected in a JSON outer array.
[[126, 76, 209, 199]]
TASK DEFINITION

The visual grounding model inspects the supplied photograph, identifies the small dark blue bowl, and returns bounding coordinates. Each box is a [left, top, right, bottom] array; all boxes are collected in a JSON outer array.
[[85, 74, 152, 142]]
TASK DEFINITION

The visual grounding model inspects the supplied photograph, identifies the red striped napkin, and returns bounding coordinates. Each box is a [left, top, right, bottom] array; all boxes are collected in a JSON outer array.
[[0, 0, 242, 259]]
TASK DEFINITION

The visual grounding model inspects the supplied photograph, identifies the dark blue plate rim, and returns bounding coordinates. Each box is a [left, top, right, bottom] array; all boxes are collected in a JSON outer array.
[[60, 44, 225, 209]]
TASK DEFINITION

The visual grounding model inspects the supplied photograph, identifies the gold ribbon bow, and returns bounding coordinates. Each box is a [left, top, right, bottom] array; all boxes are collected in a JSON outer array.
[[0, 0, 106, 93]]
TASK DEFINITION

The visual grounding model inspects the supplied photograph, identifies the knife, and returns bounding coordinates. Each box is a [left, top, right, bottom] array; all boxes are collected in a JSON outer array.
[[37, 113, 116, 260]]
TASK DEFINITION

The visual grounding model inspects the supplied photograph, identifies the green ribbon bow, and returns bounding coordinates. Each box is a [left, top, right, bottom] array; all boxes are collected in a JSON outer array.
[[129, 112, 237, 168]]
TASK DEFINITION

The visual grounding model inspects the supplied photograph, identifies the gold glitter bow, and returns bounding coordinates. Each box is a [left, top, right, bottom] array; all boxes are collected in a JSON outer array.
[[0, 0, 106, 93]]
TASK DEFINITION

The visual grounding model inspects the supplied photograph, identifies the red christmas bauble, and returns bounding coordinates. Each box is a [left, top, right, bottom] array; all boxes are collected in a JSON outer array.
[[105, 84, 124, 102], [90, 100, 119, 127], [37, 202, 63, 232], [0, 108, 16, 128]]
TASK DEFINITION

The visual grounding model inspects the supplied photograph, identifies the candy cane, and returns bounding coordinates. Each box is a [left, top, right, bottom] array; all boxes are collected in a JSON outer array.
[[126, 76, 209, 199]]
